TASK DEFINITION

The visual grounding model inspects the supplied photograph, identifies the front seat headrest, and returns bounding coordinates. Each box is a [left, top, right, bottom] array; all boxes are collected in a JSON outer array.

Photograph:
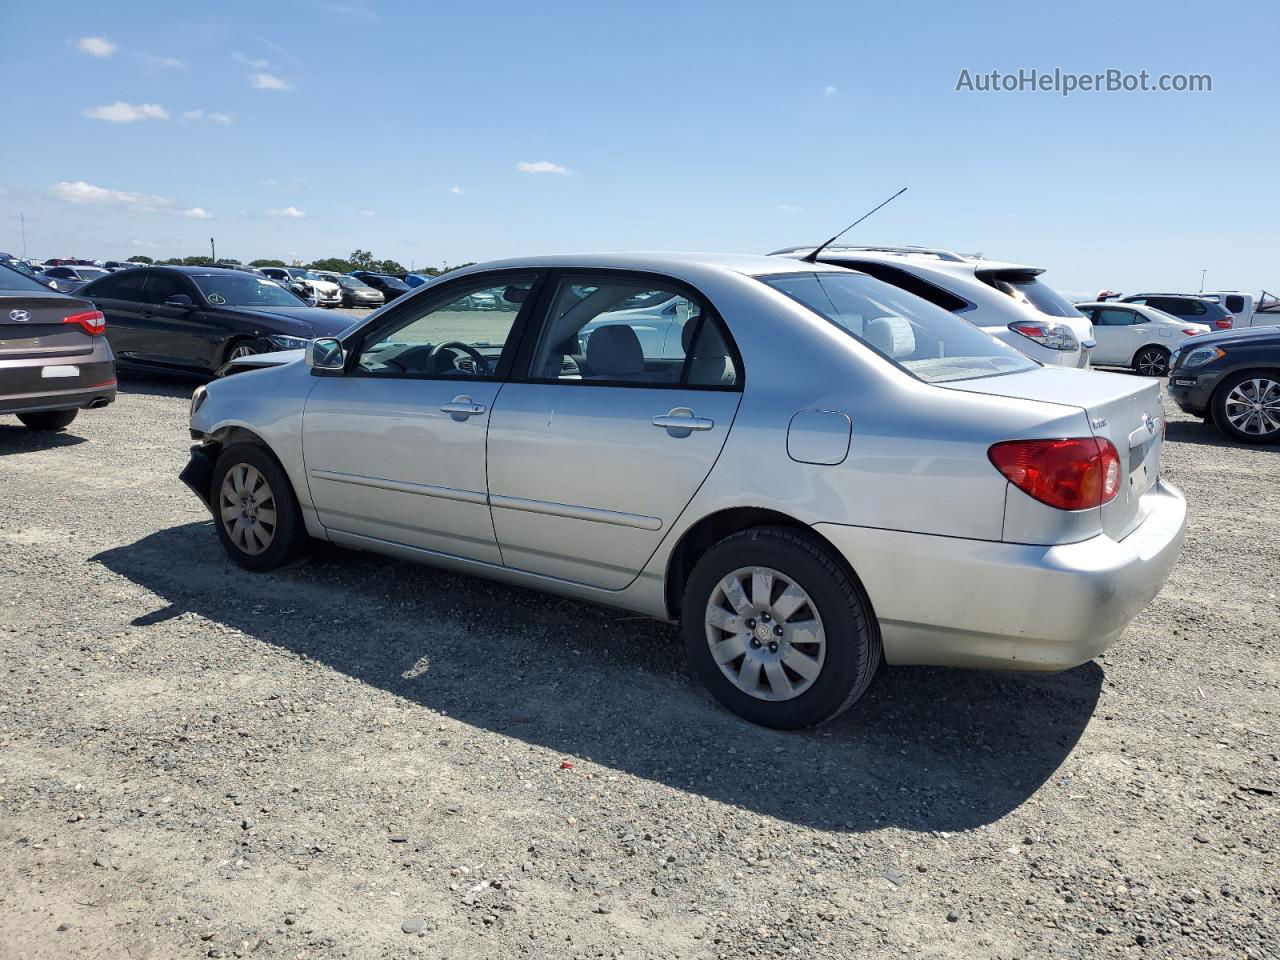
[[586, 324, 644, 377]]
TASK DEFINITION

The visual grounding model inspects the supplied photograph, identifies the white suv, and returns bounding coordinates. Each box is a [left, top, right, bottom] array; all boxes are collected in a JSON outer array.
[[773, 245, 1095, 368]]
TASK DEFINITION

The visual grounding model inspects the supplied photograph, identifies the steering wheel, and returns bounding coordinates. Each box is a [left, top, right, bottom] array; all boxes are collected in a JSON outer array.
[[429, 341, 491, 375]]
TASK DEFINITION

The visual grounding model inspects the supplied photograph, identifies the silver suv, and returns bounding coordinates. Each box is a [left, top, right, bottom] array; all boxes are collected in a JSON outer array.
[[773, 245, 1095, 368]]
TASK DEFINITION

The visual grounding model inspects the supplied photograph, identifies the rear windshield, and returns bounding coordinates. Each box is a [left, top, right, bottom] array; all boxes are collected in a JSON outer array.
[[192, 273, 306, 307], [761, 272, 1038, 383], [76, 267, 110, 281], [0, 263, 55, 292], [982, 272, 1084, 319]]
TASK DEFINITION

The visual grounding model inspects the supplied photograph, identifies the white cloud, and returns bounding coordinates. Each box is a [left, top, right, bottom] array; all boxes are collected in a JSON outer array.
[[779, 204, 802, 214], [233, 52, 271, 69], [50, 180, 211, 218], [84, 101, 169, 123], [824, 85, 838, 96], [449, 185, 463, 195], [183, 109, 234, 124], [268, 206, 306, 218], [516, 160, 569, 175], [358, 209, 377, 217], [250, 72, 290, 90], [50, 181, 170, 211], [77, 36, 117, 58], [141, 54, 186, 69]]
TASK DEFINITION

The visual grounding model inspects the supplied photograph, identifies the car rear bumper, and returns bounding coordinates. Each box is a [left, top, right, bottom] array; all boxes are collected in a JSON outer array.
[[0, 354, 117, 416], [813, 479, 1186, 671]]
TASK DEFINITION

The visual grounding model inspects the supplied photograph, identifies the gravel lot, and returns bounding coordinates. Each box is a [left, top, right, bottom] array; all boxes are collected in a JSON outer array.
[[1, 370, 1276, 960]]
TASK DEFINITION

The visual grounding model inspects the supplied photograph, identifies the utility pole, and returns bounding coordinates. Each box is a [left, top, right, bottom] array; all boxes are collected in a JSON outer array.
[[210, 237, 216, 263], [1199, 269, 1207, 293]]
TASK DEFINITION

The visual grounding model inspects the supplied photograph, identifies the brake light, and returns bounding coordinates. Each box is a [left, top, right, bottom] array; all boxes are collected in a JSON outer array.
[[63, 309, 105, 335], [989, 438, 1121, 510], [1007, 321, 1078, 351], [1215, 318, 1232, 329], [1182, 329, 1201, 336]]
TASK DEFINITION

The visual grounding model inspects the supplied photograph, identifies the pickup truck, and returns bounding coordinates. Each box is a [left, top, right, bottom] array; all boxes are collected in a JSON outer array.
[[1200, 290, 1280, 329]]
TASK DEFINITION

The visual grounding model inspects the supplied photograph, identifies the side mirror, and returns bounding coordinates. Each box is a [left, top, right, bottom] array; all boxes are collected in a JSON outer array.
[[165, 294, 194, 309], [307, 338, 344, 372]]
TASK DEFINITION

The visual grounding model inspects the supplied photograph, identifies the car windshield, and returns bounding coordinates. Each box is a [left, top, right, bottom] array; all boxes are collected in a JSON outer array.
[[984, 273, 1084, 319], [76, 267, 109, 280], [761, 271, 1039, 383], [0, 263, 55, 292], [376, 275, 410, 290], [3, 259, 38, 278], [336, 276, 368, 288], [192, 273, 306, 307]]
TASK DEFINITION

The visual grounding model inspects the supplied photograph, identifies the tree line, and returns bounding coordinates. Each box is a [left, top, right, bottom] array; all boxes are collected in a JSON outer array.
[[125, 249, 475, 278]]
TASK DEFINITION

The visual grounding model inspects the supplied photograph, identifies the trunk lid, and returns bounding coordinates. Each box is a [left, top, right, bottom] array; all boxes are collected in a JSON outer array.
[[942, 367, 1165, 540], [0, 293, 97, 360]]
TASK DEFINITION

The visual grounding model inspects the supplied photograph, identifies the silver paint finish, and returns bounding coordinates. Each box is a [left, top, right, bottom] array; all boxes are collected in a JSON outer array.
[[189, 252, 1187, 672], [786, 410, 852, 465]]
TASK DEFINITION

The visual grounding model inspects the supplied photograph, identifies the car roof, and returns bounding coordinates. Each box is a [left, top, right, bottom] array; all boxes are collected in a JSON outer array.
[[1124, 292, 1215, 300], [451, 252, 851, 280], [772, 246, 1042, 276]]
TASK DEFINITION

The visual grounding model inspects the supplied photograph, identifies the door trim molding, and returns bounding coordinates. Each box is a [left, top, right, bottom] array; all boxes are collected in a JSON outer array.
[[308, 469, 488, 506], [489, 493, 662, 531]]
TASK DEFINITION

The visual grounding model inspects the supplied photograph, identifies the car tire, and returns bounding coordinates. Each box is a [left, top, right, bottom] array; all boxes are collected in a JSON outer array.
[[1132, 345, 1170, 377], [211, 443, 308, 571], [1212, 371, 1280, 444], [17, 409, 78, 431], [681, 526, 880, 729]]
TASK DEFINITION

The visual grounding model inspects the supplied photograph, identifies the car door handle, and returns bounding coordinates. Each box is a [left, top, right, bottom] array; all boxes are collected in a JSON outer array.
[[440, 396, 487, 420], [653, 407, 714, 436]]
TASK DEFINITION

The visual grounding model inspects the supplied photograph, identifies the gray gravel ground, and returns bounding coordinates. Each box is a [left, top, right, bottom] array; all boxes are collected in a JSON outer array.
[[0, 372, 1276, 960]]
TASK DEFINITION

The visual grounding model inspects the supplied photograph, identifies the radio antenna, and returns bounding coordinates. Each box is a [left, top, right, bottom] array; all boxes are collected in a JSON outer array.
[[802, 187, 908, 263]]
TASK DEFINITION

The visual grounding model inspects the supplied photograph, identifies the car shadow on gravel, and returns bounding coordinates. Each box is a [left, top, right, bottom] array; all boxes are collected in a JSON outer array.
[[96, 522, 1103, 835], [1164, 419, 1277, 450], [0, 424, 88, 455], [118, 370, 202, 398]]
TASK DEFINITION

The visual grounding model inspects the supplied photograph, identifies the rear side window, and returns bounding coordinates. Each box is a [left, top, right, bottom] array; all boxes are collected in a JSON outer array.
[[1095, 308, 1138, 326], [981, 271, 1084, 318], [838, 261, 970, 312], [1225, 295, 1246, 314], [83, 270, 148, 300], [762, 271, 1037, 383]]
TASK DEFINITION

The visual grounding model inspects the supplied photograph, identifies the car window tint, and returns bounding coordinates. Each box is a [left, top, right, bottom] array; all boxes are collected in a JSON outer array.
[[1096, 308, 1137, 326], [355, 276, 536, 378], [86, 270, 149, 300], [842, 261, 970, 312], [1225, 295, 1245, 314], [143, 273, 194, 305], [528, 279, 718, 386]]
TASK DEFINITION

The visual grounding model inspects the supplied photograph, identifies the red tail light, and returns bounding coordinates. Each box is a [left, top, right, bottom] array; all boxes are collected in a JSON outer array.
[[1215, 318, 1232, 329], [63, 309, 105, 335], [1182, 329, 1203, 336], [989, 438, 1121, 510]]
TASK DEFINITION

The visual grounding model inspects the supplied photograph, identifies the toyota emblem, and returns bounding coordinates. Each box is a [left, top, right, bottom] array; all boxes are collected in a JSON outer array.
[[8, 309, 31, 322]]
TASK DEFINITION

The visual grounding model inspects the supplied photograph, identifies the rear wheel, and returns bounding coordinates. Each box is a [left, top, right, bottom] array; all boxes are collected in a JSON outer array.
[[1213, 371, 1280, 444], [1133, 345, 1170, 377], [681, 526, 880, 729], [211, 443, 307, 570], [17, 409, 77, 431]]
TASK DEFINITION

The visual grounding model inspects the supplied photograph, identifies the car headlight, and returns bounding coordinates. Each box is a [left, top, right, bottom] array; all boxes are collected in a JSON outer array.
[[1008, 321, 1078, 351], [263, 334, 312, 351], [1182, 346, 1226, 367], [190, 385, 208, 418]]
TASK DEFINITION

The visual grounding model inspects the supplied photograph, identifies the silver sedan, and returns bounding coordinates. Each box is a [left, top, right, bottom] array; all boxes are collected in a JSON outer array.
[[181, 253, 1186, 728]]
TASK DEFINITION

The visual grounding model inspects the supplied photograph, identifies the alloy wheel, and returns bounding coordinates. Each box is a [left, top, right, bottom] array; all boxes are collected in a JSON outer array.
[[1135, 348, 1169, 377], [218, 463, 277, 556], [704, 566, 826, 702], [1224, 378, 1280, 436], [227, 343, 259, 361]]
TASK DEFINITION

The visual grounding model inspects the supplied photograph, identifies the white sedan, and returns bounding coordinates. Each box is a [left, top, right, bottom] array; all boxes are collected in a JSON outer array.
[[1075, 301, 1210, 376]]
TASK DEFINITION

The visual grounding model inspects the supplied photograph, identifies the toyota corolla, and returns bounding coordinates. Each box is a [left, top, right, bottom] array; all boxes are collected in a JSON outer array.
[[181, 253, 1186, 728]]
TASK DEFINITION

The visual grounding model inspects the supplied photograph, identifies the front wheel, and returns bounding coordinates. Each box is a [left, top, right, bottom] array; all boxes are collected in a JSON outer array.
[[1213, 371, 1280, 444], [1133, 346, 1170, 377], [211, 443, 307, 570], [17, 409, 78, 431], [681, 526, 880, 729], [225, 341, 260, 362]]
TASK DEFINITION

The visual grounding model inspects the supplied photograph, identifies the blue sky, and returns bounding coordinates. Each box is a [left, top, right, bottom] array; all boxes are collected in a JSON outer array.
[[0, 0, 1275, 295]]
